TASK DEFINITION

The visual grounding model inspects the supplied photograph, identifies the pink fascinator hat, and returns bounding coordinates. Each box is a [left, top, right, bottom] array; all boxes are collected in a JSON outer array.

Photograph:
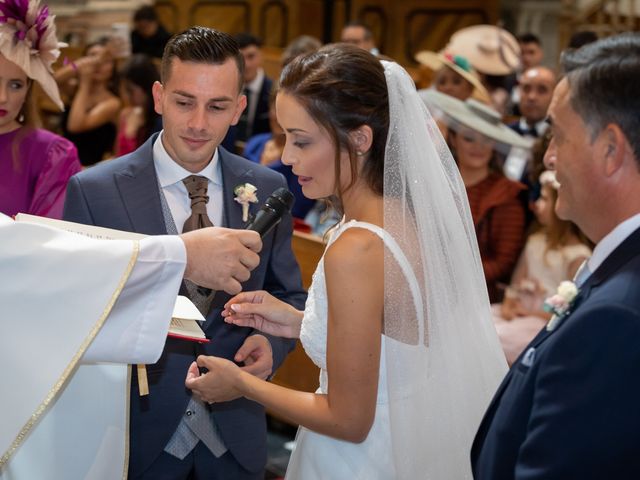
[[0, 0, 66, 110]]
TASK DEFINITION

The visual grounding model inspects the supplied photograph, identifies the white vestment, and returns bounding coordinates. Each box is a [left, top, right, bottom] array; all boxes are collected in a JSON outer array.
[[0, 214, 186, 479]]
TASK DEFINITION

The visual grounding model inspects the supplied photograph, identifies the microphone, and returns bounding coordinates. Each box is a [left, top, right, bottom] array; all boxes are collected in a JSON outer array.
[[194, 187, 293, 299], [245, 187, 295, 237]]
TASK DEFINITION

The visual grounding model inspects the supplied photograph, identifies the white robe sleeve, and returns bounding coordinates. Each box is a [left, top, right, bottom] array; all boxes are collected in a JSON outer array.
[[82, 235, 186, 364]]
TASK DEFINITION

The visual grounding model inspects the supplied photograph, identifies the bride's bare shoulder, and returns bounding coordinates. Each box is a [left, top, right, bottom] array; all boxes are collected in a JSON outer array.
[[324, 227, 384, 279]]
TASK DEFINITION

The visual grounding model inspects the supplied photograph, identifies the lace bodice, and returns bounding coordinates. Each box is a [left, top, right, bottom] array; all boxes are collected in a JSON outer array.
[[299, 220, 418, 401]]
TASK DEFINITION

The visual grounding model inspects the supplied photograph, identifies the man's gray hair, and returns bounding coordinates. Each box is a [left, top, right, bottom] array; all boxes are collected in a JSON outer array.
[[561, 32, 640, 168]]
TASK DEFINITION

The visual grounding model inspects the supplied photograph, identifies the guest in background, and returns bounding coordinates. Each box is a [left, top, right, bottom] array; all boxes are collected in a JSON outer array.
[[517, 33, 544, 71], [508, 33, 545, 116], [503, 67, 556, 183], [115, 54, 161, 156], [422, 90, 530, 302], [0, 1, 80, 219], [340, 21, 379, 56], [61, 38, 121, 166], [444, 25, 521, 115], [415, 50, 491, 103], [494, 170, 592, 364], [131, 5, 171, 59], [508, 67, 556, 138], [222, 33, 272, 152], [281, 35, 322, 67]]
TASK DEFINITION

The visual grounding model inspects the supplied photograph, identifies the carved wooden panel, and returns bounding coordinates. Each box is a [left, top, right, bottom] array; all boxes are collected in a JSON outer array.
[[156, 0, 180, 34], [152, 0, 498, 68], [189, 1, 250, 33]]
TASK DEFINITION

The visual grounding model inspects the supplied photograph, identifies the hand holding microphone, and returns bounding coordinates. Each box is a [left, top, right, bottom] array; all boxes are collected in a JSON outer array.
[[183, 187, 294, 295]]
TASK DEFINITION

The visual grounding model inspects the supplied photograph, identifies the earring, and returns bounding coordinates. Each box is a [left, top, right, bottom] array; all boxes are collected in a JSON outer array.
[[356, 151, 365, 156], [18, 113, 25, 123]]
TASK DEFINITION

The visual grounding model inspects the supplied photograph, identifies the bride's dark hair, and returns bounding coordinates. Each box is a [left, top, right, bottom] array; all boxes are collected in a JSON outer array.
[[278, 43, 389, 199]]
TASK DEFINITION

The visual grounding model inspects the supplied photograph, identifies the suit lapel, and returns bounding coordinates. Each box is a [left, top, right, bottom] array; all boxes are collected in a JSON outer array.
[[114, 134, 167, 235]]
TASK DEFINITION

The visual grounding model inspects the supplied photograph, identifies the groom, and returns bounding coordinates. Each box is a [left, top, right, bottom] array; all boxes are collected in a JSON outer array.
[[64, 27, 306, 479], [472, 33, 640, 479]]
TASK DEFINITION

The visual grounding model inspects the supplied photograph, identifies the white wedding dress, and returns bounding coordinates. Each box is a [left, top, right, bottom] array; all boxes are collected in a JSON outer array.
[[285, 220, 418, 479]]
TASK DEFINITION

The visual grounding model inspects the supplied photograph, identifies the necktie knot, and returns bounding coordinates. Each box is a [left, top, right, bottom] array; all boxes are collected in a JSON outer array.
[[182, 175, 213, 232]]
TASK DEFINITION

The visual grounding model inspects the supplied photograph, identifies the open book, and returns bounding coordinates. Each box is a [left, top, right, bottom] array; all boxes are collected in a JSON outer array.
[[16, 213, 210, 344]]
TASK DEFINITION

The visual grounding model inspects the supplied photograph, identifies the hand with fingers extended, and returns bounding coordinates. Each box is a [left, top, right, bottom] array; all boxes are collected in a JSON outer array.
[[185, 356, 244, 404], [180, 227, 262, 295], [221, 290, 304, 339]]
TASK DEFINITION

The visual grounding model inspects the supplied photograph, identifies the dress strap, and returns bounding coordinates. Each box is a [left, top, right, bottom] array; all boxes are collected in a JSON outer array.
[[333, 220, 426, 340]]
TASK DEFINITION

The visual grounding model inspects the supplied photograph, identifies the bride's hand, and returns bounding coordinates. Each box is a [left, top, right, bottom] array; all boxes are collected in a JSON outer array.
[[185, 356, 243, 403], [222, 290, 303, 338]]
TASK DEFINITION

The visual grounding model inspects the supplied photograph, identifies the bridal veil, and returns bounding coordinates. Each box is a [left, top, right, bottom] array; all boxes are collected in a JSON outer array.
[[381, 60, 507, 478]]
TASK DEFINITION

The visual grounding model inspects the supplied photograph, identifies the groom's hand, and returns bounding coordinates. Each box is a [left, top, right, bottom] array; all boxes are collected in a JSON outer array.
[[235, 334, 273, 380]]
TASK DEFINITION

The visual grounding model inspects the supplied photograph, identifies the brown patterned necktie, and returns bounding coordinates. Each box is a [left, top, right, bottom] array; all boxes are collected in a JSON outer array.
[[182, 175, 213, 232]]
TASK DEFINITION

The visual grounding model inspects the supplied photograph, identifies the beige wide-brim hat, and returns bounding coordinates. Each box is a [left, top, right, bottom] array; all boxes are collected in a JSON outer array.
[[445, 25, 520, 76], [420, 89, 532, 150], [414, 50, 491, 104]]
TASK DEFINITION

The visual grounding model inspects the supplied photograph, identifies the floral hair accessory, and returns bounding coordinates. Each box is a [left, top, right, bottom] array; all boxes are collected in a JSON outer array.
[[234, 183, 258, 222], [539, 170, 560, 190], [544, 280, 579, 331], [0, 0, 67, 110]]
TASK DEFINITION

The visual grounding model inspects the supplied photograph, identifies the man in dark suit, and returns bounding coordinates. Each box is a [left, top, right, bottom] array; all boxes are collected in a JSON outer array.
[[63, 27, 306, 480], [472, 33, 640, 479], [222, 33, 273, 152], [503, 67, 556, 184]]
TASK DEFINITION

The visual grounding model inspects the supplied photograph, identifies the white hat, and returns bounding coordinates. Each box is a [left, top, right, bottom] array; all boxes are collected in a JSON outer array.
[[0, 0, 66, 111], [445, 25, 520, 76], [420, 89, 532, 150]]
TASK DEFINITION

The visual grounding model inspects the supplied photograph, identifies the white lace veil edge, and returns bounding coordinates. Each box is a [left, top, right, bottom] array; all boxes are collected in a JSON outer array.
[[380, 60, 508, 479]]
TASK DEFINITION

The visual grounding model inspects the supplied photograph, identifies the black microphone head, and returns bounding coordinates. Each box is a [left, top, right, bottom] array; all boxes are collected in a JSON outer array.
[[265, 187, 295, 215]]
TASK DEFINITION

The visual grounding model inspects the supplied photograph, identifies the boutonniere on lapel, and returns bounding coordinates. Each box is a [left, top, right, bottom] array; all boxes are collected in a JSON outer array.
[[544, 281, 579, 331], [234, 183, 258, 222]]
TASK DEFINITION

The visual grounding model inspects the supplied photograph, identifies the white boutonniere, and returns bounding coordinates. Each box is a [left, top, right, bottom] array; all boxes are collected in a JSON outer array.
[[234, 183, 258, 222], [544, 281, 579, 331]]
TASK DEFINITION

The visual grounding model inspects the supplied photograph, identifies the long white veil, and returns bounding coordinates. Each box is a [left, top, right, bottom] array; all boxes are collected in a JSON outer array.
[[381, 61, 507, 478]]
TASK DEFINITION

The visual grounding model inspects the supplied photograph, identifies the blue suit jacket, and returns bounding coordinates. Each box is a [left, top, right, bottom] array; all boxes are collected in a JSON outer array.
[[63, 134, 306, 475], [472, 226, 640, 479]]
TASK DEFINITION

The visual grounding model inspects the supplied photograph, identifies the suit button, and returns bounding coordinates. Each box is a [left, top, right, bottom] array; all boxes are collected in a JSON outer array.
[[186, 410, 193, 416]]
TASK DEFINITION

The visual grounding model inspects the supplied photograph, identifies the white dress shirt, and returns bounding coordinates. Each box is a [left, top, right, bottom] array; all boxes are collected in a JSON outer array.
[[153, 132, 224, 230]]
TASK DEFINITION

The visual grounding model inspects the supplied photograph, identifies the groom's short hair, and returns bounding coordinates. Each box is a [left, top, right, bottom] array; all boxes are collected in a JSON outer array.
[[161, 26, 245, 92], [561, 32, 640, 166]]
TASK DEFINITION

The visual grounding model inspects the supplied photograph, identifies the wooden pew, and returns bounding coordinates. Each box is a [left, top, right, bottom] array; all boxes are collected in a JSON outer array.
[[270, 230, 324, 396]]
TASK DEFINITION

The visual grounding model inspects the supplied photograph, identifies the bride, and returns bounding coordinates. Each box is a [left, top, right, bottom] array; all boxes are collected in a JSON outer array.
[[185, 44, 507, 478]]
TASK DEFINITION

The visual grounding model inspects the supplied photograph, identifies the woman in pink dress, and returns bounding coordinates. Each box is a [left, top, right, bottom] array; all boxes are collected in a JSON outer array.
[[0, 0, 81, 219]]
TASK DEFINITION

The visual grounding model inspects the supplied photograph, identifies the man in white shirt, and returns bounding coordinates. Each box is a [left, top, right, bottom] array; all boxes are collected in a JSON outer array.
[[473, 32, 640, 479], [0, 215, 261, 479]]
